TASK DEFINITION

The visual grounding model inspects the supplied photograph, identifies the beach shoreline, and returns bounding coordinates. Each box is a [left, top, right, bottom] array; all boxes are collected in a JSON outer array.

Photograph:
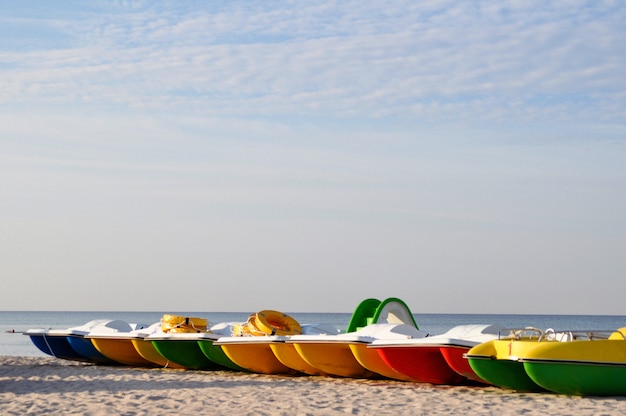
[[1, 356, 625, 415]]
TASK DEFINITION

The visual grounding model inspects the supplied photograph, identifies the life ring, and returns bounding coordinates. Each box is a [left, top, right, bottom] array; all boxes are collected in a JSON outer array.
[[232, 314, 266, 336], [161, 314, 208, 333], [254, 310, 302, 336]]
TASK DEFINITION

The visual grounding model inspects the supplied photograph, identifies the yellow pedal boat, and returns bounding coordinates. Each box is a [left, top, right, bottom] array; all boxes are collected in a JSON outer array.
[[215, 336, 297, 374], [214, 310, 304, 375], [288, 297, 421, 378], [270, 323, 341, 376], [289, 323, 426, 379], [128, 322, 186, 369], [86, 321, 157, 367]]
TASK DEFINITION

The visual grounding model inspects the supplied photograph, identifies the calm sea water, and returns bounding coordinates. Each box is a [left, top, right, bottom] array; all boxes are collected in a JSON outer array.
[[2, 311, 625, 357]]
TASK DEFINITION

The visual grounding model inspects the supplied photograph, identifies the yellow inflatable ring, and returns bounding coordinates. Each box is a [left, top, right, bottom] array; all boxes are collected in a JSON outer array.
[[254, 310, 302, 336], [161, 314, 208, 333], [232, 314, 268, 336]]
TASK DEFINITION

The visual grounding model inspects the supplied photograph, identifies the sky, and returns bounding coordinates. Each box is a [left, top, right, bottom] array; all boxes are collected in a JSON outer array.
[[1, 1, 625, 315]]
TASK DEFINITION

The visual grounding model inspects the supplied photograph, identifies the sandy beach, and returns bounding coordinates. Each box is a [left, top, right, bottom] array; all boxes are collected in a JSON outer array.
[[1, 356, 626, 415]]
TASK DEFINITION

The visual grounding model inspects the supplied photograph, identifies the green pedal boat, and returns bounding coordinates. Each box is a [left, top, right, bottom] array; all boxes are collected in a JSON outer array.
[[465, 327, 546, 392], [521, 328, 626, 396], [149, 332, 225, 370]]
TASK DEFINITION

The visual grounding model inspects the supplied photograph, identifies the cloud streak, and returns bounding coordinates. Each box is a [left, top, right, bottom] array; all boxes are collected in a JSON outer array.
[[1, 1, 624, 125]]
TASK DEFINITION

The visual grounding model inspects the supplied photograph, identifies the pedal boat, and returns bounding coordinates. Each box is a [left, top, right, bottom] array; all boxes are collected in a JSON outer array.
[[86, 321, 156, 367], [215, 335, 298, 375], [521, 328, 626, 396], [347, 323, 429, 380], [145, 314, 228, 370], [25, 320, 124, 364], [128, 322, 186, 369], [370, 324, 503, 384], [465, 327, 547, 392], [148, 331, 224, 370], [270, 323, 341, 376], [196, 322, 249, 371], [214, 310, 305, 375], [288, 297, 421, 378]]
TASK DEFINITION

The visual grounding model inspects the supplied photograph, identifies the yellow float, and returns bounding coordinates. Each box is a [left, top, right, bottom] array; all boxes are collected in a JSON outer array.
[[216, 310, 303, 374], [233, 311, 302, 336], [161, 314, 208, 333], [254, 310, 302, 336], [232, 314, 266, 336]]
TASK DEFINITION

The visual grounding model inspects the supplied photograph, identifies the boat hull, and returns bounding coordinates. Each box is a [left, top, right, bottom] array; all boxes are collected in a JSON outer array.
[[28, 334, 89, 362], [151, 339, 222, 370], [197, 339, 248, 372], [349, 344, 413, 381], [66, 336, 118, 365], [292, 342, 373, 378], [218, 340, 296, 375], [130, 339, 186, 369], [374, 345, 464, 384], [90, 337, 156, 367], [270, 342, 327, 376], [522, 339, 626, 396], [440, 346, 487, 383], [466, 340, 546, 392]]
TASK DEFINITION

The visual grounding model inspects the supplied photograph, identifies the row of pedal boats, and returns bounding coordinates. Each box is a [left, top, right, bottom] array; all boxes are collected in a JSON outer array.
[[25, 298, 626, 396]]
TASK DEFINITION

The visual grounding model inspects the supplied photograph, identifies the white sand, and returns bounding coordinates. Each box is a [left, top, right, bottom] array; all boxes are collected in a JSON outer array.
[[1, 356, 625, 415]]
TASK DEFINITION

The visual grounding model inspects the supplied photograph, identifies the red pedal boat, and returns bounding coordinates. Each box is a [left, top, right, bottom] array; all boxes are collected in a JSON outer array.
[[370, 324, 503, 384]]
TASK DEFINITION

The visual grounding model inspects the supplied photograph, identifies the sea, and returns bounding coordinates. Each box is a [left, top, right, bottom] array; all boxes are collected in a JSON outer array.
[[2, 311, 626, 357]]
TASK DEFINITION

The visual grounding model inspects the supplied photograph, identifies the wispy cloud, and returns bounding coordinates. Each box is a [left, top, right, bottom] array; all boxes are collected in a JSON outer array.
[[1, 1, 624, 125]]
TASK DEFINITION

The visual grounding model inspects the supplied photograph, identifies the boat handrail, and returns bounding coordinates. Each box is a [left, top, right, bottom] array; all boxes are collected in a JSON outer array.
[[574, 330, 613, 340], [539, 329, 616, 341], [497, 327, 542, 340], [496, 327, 620, 341]]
